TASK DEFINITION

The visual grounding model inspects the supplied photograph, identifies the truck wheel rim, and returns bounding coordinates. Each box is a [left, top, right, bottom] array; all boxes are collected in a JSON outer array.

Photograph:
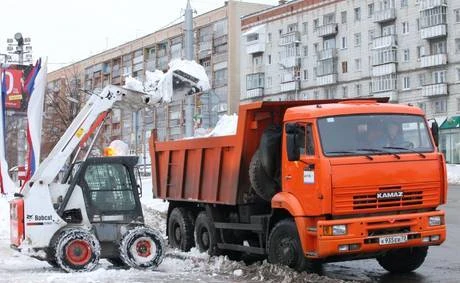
[[65, 240, 91, 266], [276, 238, 295, 266], [199, 227, 210, 250], [174, 224, 182, 243], [136, 239, 152, 257]]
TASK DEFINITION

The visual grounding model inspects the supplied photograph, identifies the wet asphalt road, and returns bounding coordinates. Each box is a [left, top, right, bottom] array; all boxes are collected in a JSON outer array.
[[321, 185, 460, 283]]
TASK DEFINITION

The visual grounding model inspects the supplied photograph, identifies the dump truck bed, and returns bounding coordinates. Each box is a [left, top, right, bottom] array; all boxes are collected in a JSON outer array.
[[149, 98, 388, 205]]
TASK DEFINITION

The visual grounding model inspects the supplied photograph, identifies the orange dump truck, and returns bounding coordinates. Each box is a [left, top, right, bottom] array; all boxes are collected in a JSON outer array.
[[149, 99, 447, 273]]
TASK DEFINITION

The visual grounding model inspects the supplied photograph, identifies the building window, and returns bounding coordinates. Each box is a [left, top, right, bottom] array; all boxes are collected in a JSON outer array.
[[341, 11, 347, 24], [354, 33, 361, 47], [403, 49, 410, 62], [214, 68, 228, 87], [342, 61, 348, 73], [403, 76, 410, 90], [456, 39, 460, 53], [313, 18, 319, 30], [342, 86, 348, 98], [419, 73, 425, 86], [324, 13, 336, 25], [416, 46, 423, 59], [341, 36, 347, 49], [368, 3, 374, 18], [302, 22, 308, 34], [303, 46, 308, 56], [279, 29, 283, 35], [268, 55, 272, 65], [303, 69, 308, 81], [455, 9, 460, 23], [418, 102, 426, 113], [314, 43, 319, 52], [457, 68, 460, 81], [246, 73, 264, 90], [433, 70, 446, 84], [355, 58, 361, 71], [416, 18, 420, 30], [368, 29, 375, 41], [266, 76, 272, 88], [268, 33, 272, 42], [354, 7, 361, 22], [432, 99, 447, 114], [402, 21, 409, 34], [314, 90, 319, 99], [355, 84, 362, 96], [253, 54, 263, 66], [401, 0, 408, 8]]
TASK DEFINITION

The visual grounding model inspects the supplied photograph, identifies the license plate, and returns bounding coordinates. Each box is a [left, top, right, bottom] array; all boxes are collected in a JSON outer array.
[[379, 234, 408, 245]]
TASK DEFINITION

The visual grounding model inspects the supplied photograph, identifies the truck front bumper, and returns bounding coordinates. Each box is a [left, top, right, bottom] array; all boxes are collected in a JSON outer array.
[[309, 210, 445, 259]]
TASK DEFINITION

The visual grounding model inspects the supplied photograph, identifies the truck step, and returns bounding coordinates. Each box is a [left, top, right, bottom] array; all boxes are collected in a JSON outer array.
[[217, 243, 265, 255], [214, 222, 263, 232]]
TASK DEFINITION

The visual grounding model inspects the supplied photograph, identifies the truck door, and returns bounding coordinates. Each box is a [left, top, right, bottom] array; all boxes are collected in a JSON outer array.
[[283, 122, 320, 215]]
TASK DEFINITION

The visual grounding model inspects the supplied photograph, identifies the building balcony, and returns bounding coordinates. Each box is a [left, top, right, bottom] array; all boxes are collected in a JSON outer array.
[[420, 24, 447, 40], [316, 74, 337, 86], [373, 8, 396, 23], [316, 23, 338, 37], [242, 88, 264, 100], [317, 48, 337, 61], [372, 90, 398, 102], [420, 0, 447, 11], [372, 34, 397, 49], [246, 40, 265, 54], [422, 83, 448, 97], [279, 31, 300, 46], [280, 80, 299, 92], [372, 63, 397, 76], [421, 53, 447, 68], [280, 56, 301, 68]]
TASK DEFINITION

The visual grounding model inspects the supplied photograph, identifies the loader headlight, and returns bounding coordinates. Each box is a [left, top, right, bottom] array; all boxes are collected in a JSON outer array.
[[429, 216, 442, 226], [323, 224, 347, 236]]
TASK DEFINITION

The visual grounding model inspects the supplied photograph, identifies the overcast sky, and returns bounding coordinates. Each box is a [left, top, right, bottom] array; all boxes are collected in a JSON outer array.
[[0, 0, 278, 71]]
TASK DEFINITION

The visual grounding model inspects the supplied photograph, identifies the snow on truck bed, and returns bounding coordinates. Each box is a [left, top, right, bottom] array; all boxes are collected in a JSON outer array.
[[0, 179, 347, 283]]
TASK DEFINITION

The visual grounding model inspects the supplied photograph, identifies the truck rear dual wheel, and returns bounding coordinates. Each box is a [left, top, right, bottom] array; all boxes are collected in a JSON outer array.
[[194, 211, 219, 255], [376, 246, 428, 273], [268, 219, 321, 272], [119, 226, 165, 269], [54, 228, 101, 272], [168, 207, 195, 252]]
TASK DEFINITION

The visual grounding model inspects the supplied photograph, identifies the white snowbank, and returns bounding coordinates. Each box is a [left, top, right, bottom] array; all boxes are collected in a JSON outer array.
[[192, 114, 238, 139], [124, 59, 211, 104], [447, 164, 460, 185]]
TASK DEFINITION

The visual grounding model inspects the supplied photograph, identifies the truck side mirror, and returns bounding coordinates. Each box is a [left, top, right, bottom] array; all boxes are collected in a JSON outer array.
[[431, 120, 439, 147], [286, 123, 300, 161]]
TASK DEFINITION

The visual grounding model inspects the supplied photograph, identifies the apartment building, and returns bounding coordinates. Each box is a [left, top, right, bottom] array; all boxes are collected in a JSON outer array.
[[46, 1, 270, 160], [240, 0, 460, 162]]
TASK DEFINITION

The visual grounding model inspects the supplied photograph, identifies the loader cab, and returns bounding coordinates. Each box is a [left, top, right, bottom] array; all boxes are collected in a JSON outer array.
[[62, 156, 144, 224]]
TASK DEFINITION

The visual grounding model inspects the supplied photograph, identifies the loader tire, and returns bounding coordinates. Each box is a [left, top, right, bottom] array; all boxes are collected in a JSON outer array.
[[119, 226, 165, 270], [167, 207, 195, 251], [54, 228, 100, 272], [376, 247, 428, 273], [249, 149, 279, 201]]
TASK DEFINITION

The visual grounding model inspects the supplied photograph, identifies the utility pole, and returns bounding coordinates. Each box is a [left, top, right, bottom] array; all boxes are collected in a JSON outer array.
[[184, 0, 194, 137]]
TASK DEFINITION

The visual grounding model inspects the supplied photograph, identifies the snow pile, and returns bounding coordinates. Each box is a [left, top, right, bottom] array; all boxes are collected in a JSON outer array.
[[108, 140, 129, 156], [124, 59, 211, 104], [447, 164, 460, 184], [193, 114, 238, 138]]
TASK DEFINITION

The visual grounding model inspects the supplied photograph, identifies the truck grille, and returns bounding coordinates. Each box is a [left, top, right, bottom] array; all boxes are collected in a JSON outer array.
[[333, 182, 440, 214]]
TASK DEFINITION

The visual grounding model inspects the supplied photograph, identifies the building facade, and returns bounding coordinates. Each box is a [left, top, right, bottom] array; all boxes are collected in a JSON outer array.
[[240, 0, 460, 162], [46, 1, 270, 161]]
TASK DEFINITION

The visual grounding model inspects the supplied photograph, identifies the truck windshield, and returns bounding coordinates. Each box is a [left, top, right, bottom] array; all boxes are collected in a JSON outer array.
[[317, 114, 434, 157]]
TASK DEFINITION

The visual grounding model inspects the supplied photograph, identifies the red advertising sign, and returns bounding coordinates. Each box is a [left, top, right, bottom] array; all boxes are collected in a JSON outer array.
[[4, 68, 24, 110]]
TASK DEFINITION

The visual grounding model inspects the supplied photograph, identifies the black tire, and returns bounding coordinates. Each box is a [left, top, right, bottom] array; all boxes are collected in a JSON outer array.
[[119, 226, 165, 270], [194, 211, 219, 255], [259, 125, 282, 178], [167, 207, 195, 251], [54, 228, 100, 272], [268, 219, 321, 272], [45, 247, 59, 268], [249, 149, 279, 201], [376, 247, 428, 273]]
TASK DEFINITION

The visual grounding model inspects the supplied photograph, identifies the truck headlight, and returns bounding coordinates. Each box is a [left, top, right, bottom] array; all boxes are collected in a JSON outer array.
[[323, 224, 347, 236], [429, 216, 442, 226]]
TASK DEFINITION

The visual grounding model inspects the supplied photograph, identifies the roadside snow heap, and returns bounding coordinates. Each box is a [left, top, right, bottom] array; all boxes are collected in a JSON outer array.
[[124, 59, 211, 104]]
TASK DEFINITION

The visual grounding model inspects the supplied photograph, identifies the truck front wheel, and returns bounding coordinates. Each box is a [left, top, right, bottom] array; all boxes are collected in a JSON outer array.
[[194, 211, 218, 255], [167, 207, 195, 251], [376, 246, 428, 273], [268, 219, 321, 272]]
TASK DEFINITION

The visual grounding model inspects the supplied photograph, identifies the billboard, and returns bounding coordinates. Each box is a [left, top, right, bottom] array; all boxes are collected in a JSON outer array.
[[1, 64, 34, 112]]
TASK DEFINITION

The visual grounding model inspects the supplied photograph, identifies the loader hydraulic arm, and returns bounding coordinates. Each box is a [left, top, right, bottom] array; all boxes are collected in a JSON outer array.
[[21, 85, 146, 195]]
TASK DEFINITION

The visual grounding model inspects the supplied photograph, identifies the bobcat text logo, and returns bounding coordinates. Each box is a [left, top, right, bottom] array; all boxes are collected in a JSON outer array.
[[376, 191, 403, 200]]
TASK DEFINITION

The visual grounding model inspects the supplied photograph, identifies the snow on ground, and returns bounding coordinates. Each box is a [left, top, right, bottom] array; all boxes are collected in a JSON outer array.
[[0, 180, 347, 283]]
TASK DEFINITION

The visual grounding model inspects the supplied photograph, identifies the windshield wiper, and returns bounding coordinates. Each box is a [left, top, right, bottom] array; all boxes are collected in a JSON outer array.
[[383, 146, 426, 158], [327, 150, 373, 160], [357, 148, 401, 159]]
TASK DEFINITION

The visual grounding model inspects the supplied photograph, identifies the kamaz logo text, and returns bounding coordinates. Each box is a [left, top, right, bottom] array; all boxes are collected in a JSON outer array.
[[376, 191, 403, 199]]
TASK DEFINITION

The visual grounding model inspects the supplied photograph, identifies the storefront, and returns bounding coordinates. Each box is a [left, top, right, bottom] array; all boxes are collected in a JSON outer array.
[[439, 116, 460, 164]]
